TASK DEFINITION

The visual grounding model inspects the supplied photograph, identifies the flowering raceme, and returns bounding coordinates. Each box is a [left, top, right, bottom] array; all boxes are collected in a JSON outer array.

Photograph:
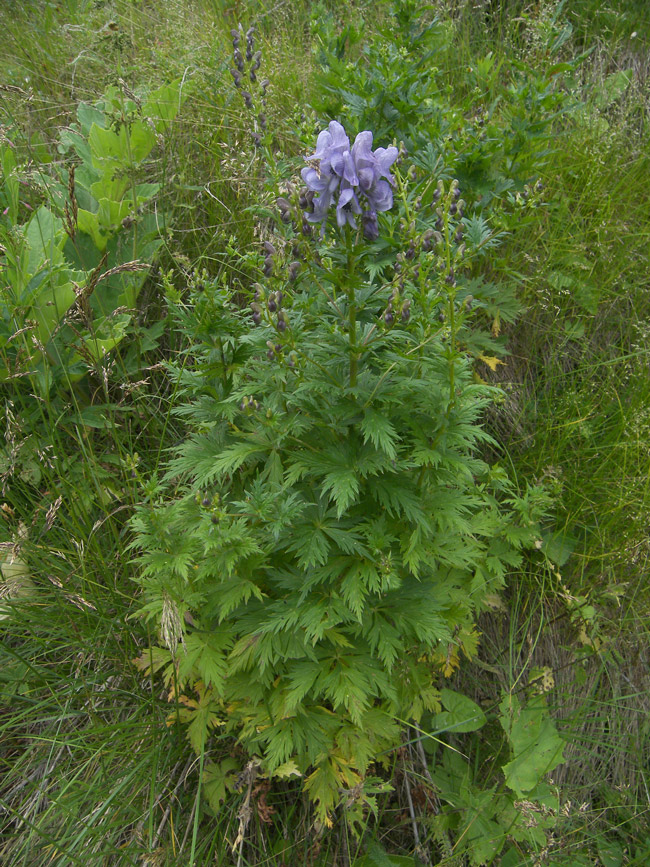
[[301, 121, 398, 239]]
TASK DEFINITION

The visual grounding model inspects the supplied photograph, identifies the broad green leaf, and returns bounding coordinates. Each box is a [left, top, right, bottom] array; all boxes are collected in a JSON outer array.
[[25, 206, 66, 275], [595, 69, 632, 109], [540, 529, 576, 567], [499, 694, 565, 796], [597, 839, 624, 867], [203, 758, 239, 815], [142, 79, 190, 133], [77, 101, 107, 135], [433, 688, 487, 733]]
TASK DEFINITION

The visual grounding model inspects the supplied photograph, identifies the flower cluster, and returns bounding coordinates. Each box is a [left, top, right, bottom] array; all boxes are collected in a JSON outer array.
[[301, 121, 398, 239]]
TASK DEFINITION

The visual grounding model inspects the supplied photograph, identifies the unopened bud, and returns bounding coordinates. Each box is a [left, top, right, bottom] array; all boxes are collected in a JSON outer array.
[[242, 90, 253, 108], [288, 261, 300, 281], [422, 229, 435, 251]]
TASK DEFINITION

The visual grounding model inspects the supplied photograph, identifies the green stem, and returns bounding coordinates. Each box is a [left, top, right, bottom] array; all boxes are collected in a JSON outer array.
[[345, 227, 357, 388], [444, 208, 456, 409]]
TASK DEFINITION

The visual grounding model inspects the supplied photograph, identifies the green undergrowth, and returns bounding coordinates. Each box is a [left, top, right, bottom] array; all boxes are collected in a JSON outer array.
[[1, 0, 649, 864]]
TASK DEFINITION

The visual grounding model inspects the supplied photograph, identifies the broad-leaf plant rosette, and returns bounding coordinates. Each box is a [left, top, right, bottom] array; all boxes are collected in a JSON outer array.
[[130, 120, 544, 825]]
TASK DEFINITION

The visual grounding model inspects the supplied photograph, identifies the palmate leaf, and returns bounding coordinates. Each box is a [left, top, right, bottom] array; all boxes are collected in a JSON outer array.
[[359, 409, 400, 459], [322, 468, 360, 515], [283, 523, 331, 568]]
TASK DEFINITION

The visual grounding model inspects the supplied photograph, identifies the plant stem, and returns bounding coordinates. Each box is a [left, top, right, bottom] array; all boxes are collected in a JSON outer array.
[[444, 207, 456, 408], [345, 227, 358, 388]]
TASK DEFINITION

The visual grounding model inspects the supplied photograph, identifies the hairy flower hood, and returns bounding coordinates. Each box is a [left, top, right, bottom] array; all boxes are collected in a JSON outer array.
[[301, 121, 398, 237]]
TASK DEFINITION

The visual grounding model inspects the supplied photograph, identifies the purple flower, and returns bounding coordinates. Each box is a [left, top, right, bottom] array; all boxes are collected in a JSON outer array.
[[301, 120, 398, 238]]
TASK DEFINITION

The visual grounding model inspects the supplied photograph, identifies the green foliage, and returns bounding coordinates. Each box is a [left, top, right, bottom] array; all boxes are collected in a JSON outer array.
[[427, 689, 566, 865], [0, 79, 188, 396]]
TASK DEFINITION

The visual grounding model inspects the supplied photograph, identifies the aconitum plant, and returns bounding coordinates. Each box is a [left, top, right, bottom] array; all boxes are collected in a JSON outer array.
[[130, 121, 547, 825]]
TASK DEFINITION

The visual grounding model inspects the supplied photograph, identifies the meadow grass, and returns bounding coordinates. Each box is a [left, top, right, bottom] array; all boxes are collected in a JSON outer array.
[[1, 1, 649, 864]]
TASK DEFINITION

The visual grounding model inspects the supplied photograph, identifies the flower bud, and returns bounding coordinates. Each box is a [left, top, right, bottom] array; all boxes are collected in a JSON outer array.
[[258, 112, 267, 130], [263, 241, 276, 255], [260, 79, 270, 94], [252, 310, 261, 325], [267, 293, 277, 313], [384, 310, 394, 325], [251, 132, 261, 148], [242, 90, 253, 109], [263, 256, 274, 277], [454, 226, 464, 243], [211, 514, 220, 525], [362, 211, 379, 241], [202, 496, 212, 507], [422, 229, 435, 251], [407, 165, 417, 180], [277, 312, 287, 332], [445, 268, 455, 286], [432, 180, 444, 203], [288, 261, 300, 281], [234, 49, 244, 71], [230, 68, 242, 88]]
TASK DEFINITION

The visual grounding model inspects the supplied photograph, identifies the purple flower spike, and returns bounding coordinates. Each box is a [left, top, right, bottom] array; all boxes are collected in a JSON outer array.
[[302, 120, 398, 237]]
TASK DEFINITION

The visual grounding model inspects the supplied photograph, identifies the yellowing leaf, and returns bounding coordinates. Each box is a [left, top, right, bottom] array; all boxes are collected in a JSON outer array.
[[477, 353, 505, 372], [483, 593, 507, 612], [273, 760, 302, 779]]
